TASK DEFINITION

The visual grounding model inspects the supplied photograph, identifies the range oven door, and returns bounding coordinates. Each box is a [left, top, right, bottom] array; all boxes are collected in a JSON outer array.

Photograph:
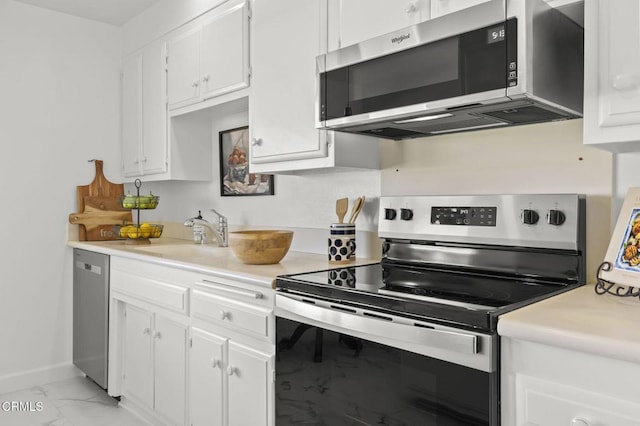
[[275, 293, 498, 426]]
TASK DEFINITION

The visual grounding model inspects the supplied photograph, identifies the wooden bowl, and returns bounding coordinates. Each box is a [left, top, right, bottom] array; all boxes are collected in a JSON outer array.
[[228, 230, 294, 265]]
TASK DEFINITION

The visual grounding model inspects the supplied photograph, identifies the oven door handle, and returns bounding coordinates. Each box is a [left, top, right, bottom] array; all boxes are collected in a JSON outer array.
[[276, 294, 479, 356]]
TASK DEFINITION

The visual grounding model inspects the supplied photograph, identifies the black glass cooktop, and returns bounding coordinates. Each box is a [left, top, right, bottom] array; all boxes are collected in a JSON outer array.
[[276, 263, 578, 331]]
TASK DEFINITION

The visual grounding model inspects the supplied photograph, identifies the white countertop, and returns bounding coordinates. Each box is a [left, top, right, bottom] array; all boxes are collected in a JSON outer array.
[[498, 284, 640, 364], [68, 238, 380, 288]]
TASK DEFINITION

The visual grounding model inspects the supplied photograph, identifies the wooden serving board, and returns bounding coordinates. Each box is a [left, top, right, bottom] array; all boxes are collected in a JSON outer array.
[[69, 160, 132, 241]]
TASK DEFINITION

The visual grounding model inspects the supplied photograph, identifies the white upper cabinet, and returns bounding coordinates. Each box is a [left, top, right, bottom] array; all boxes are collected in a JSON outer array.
[[201, 2, 249, 98], [167, 0, 250, 111], [249, 0, 379, 174], [167, 27, 201, 109], [249, 0, 328, 169], [329, 0, 491, 49], [332, 0, 429, 49], [122, 40, 213, 182], [122, 41, 168, 178], [584, 0, 640, 151]]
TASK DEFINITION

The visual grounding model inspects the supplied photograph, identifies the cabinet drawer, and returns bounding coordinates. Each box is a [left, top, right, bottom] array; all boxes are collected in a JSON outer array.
[[112, 271, 188, 314], [519, 375, 640, 426], [192, 289, 270, 339]]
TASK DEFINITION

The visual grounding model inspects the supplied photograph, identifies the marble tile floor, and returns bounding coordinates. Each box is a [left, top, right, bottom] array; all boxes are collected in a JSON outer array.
[[0, 376, 149, 426]]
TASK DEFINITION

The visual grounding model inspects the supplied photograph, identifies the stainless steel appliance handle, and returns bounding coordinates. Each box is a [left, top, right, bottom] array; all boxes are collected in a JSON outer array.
[[276, 293, 478, 355]]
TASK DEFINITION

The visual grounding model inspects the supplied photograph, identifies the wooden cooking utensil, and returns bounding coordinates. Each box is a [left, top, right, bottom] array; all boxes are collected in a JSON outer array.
[[349, 196, 365, 224], [336, 197, 349, 223]]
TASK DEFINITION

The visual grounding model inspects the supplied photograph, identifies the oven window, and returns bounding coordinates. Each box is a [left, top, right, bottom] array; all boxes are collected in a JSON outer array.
[[276, 317, 495, 425]]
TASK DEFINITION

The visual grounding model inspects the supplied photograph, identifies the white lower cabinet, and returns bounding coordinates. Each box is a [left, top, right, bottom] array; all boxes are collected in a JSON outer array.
[[516, 375, 640, 426], [227, 341, 271, 426], [189, 328, 225, 426], [121, 304, 188, 425], [122, 304, 154, 408], [501, 337, 640, 426], [190, 328, 272, 426], [189, 277, 274, 426], [109, 256, 274, 426]]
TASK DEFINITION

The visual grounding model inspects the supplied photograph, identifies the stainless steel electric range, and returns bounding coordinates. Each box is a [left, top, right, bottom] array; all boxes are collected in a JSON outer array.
[[275, 194, 586, 426]]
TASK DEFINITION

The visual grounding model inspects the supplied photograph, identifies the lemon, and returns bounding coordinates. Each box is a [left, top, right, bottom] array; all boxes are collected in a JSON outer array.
[[140, 223, 152, 238], [127, 228, 140, 239], [119, 225, 132, 238]]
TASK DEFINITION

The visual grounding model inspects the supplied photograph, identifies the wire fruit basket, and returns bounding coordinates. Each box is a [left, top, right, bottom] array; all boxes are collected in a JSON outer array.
[[114, 179, 161, 244]]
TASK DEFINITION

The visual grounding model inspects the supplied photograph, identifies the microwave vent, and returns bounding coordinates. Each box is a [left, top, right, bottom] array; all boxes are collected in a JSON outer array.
[[479, 105, 568, 124], [360, 128, 425, 139]]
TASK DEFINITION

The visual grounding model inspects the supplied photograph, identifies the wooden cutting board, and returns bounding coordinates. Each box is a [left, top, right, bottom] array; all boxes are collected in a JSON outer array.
[[69, 160, 132, 241]]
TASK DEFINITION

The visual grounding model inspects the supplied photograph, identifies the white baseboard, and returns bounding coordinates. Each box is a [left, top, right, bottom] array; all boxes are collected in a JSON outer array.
[[0, 363, 82, 395]]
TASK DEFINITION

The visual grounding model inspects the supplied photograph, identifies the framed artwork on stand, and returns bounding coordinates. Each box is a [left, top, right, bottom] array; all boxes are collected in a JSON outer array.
[[597, 187, 640, 299], [219, 126, 274, 197]]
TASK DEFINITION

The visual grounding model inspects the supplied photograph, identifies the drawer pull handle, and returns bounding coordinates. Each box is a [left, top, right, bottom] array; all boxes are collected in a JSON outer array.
[[198, 280, 263, 299], [154, 331, 162, 340], [142, 327, 151, 335], [227, 366, 236, 376], [571, 419, 589, 426], [211, 357, 220, 368], [220, 310, 229, 321]]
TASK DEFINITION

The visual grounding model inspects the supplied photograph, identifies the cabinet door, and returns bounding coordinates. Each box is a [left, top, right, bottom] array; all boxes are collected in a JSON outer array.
[[140, 42, 168, 175], [429, 0, 491, 19], [336, 0, 428, 48], [190, 328, 227, 426], [121, 42, 167, 178], [227, 341, 272, 426], [122, 54, 143, 177], [167, 26, 201, 109], [249, 0, 329, 166], [122, 304, 153, 408], [584, 0, 640, 148], [200, 0, 250, 100], [154, 315, 187, 426]]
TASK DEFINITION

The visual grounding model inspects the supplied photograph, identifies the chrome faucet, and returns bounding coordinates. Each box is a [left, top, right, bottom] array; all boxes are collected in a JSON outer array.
[[184, 209, 228, 247]]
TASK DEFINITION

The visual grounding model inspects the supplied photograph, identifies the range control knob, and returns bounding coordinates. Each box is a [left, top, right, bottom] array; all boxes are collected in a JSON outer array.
[[384, 208, 397, 220], [547, 209, 566, 226], [521, 209, 539, 225], [400, 208, 413, 221]]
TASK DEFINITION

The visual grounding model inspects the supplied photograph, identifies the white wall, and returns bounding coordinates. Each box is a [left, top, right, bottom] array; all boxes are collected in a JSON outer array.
[[138, 118, 610, 282], [0, 0, 122, 391], [133, 107, 381, 236], [381, 119, 612, 282]]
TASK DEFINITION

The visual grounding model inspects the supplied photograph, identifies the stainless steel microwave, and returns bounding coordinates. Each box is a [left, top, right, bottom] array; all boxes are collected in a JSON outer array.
[[316, 0, 583, 139]]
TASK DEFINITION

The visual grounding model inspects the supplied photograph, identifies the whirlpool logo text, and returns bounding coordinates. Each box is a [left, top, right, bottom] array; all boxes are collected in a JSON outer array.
[[391, 33, 410, 44]]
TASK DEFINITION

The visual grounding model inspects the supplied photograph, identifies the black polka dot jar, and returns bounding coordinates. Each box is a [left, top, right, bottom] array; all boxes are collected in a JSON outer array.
[[328, 268, 356, 287], [328, 223, 355, 264]]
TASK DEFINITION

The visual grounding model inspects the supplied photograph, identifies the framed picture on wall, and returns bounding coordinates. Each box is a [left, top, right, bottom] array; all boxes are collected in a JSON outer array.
[[601, 187, 640, 288], [219, 126, 274, 196]]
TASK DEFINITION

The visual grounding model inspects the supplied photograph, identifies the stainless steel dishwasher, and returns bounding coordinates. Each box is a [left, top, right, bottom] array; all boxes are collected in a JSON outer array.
[[73, 248, 109, 389]]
